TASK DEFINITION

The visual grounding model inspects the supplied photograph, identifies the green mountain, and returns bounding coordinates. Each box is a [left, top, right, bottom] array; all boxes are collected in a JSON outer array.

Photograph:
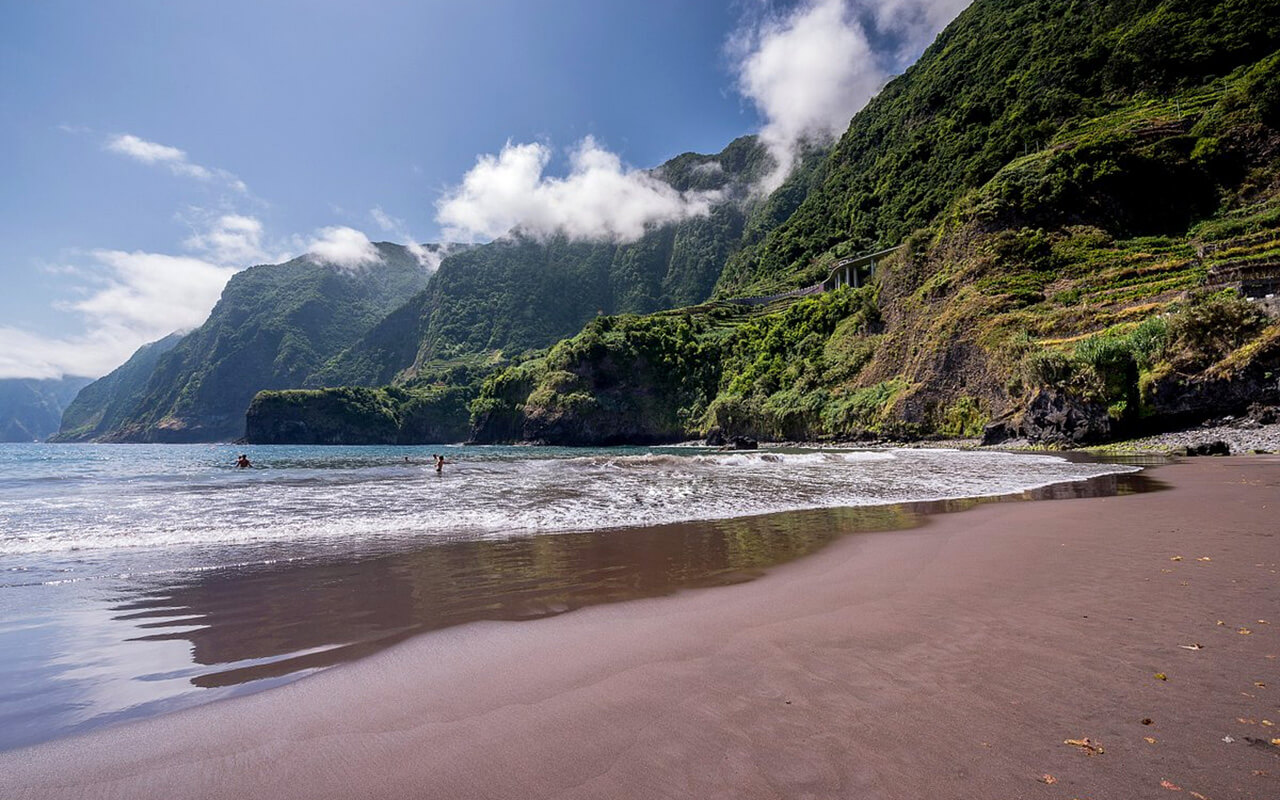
[[0, 376, 92, 442], [465, 0, 1280, 446], [51, 333, 184, 442], [58, 243, 432, 442], [719, 0, 1280, 295], [313, 136, 777, 391], [246, 137, 814, 444]]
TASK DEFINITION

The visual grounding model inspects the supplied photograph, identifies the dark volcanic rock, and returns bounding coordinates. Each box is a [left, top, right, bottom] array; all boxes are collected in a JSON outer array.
[[729, 435, 758, 451], [705, 426, 726, 447], [1186, 440, 1230, 456], [1247, 403, 1279, 426], [1021, 389, 1111, 446], [980, 417, 1021, 446], [1145, 352, 1280, 433]]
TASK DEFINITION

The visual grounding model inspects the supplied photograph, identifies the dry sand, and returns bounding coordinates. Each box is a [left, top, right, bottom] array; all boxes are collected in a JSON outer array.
[[3, 456, 1278, 799]]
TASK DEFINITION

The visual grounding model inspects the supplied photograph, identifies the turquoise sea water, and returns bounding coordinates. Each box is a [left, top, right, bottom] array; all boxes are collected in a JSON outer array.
[[0, 442, 1140, 750]]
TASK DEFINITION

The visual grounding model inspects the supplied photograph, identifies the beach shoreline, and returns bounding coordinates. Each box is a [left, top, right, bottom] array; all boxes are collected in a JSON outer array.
[[4, 455, 1278, 799]]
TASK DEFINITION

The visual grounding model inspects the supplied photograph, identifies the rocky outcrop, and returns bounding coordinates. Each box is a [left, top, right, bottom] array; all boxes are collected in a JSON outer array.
[[1185, 440, 1230, 456], [1145, 365, 1280, 432], [245, 386, 472, 445], [1020, 389, 1113, 446], [246, 390, 400, 445], [980, 416, 1022, 447]]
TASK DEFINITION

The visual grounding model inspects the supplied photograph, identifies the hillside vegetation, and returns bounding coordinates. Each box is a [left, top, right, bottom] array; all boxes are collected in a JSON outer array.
[[57, 245, 431, 442], [52, 333, 184, 442], [315, 137, 780, 389], [458, 0, 1280, 446], [718, 0, 1280, 295]]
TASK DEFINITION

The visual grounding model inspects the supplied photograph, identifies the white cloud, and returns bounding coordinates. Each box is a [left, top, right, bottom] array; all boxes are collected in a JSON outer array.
[[0, 326, 142, 380], [105, 133, 249, 193], [732, 0, 971, 190], [0, 251, 237, 379], [371, 206, 440, 271], [303, 226, 382, 270], [436, 136, 720, 243], [734, 0, 879, 189], [0, 224, 385, 379], [69, 250, 236, 334], [873, 0, 973, 60], [183, 213, 272, 266]]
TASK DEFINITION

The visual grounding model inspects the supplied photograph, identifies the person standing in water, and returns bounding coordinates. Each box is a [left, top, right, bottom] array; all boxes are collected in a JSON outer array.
[[433, 453, 447, 473], [236, 454, 252, 469]]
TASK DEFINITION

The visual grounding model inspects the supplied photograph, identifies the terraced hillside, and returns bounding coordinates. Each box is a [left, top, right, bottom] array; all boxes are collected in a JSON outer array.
[[456, 0, 1280, 446]]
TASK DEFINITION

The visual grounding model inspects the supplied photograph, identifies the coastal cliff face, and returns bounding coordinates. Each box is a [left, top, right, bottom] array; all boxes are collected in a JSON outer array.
[[245, 384, 473, 445], [468, 0, 1280, 446], [50, 333, 184, 443], [91, 0, 1280, 448], [471, 313, 722, 445], [55, 244, 431, 443]]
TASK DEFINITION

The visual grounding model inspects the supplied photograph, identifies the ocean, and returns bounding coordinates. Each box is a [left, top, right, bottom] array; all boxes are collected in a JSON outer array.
[[0, 442, 1143, 750]]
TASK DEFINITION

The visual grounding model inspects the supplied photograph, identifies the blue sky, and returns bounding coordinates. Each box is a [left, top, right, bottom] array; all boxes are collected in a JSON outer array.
[[0, 0, 968, 378]]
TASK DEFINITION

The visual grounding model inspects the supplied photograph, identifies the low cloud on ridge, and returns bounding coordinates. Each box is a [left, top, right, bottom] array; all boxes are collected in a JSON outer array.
[[732, 0, 971, 190], [302, 226, 383, 270], [434, 1, 970, 242], [371, 207, 443, 271], [435, 137, 721, 243]]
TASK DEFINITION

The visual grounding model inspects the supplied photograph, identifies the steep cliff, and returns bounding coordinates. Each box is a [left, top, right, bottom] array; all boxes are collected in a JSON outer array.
[[316, 137, 778, 385], [472, 0, 1280, 446], [60, 243, 431, 442], [51, 333, 184, 442], [245, 383, 474, 445], [719, 0, 1280, 295]]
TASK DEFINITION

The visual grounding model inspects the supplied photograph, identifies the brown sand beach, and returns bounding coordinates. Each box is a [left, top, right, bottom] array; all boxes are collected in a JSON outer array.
[[2, 456, 1278, 799]]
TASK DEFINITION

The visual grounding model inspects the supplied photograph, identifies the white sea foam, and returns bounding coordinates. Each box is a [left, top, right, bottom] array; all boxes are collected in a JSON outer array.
[[0, 444, 1139, 565]]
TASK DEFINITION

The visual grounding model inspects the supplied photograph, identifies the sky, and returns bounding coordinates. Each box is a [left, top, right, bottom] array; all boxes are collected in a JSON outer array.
[[0, 0, 970, 379]]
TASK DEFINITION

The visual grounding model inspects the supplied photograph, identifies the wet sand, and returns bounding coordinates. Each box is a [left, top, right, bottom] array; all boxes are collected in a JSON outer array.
[[3, 456, 1278, 799], [0, 469, 1147, 751]]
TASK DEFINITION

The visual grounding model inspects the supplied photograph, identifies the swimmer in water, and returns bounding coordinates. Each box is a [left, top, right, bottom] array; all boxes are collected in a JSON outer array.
[[236, 454, 251, 469], [433, 453, 447, 473]]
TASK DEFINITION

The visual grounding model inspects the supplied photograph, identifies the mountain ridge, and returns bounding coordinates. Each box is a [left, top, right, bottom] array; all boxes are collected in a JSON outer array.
[[450, 0, 1280, 447], [0, 376, 93, 442], [56, 244, 433, 442]]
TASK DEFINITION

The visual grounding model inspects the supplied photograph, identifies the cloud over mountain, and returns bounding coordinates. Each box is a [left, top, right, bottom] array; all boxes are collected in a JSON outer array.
[[435, 137, 721, 243], [371, 207, 441, 270], [732, 0, 971, 189], [303, 226, 383, 270]]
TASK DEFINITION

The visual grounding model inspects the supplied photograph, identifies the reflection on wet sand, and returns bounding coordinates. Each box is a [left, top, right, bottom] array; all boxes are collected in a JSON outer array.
[[0, 469, 1161, 750], [113, 470, 1161, 691]]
